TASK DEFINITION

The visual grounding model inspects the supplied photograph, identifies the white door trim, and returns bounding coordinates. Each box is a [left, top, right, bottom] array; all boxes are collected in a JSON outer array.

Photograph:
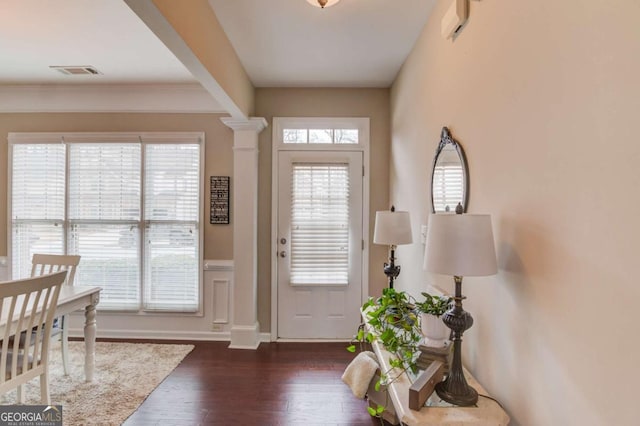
[[270, 117, 370, 341]]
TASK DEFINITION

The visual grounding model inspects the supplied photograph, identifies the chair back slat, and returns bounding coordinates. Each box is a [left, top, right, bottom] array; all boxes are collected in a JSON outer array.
[[0, 297, 18, 386], [0, 271, 66, 393], [30, 254, 81, 287], [30, 288, 49, 368]]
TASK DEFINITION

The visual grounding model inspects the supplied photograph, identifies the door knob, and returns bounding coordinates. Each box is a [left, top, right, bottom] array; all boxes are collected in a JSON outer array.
[[280, 238, 287, 244], [279, 251, 287, 258]]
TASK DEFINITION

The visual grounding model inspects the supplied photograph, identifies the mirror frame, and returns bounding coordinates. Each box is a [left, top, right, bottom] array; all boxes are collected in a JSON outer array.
[[430, 126, 470, 213]]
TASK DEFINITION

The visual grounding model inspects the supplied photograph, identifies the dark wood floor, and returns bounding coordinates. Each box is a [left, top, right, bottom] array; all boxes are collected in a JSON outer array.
[[122, 341, 388, 426]]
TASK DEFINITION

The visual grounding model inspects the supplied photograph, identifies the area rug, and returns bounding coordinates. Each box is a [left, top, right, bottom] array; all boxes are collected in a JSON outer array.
[[0, 341, 194, 425]]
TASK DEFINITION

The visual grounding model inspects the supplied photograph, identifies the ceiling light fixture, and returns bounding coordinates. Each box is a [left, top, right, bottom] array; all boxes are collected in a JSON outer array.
[[306, 0, 341, 8]]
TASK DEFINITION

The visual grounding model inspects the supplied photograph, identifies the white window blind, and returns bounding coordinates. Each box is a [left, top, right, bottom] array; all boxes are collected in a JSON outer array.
[[10, 133, 202, 313], [11, 144, 66, 278], [143, 144, 200, 311], [432, 163, 464, 212], [68, 144, 141, 221], [290, 163, 349, 285], [70, 223, 140, 309], [68, 143, 141, 310]]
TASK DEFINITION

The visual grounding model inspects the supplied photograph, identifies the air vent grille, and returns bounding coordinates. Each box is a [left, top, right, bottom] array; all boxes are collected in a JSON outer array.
[[49, 66, 102, 76]]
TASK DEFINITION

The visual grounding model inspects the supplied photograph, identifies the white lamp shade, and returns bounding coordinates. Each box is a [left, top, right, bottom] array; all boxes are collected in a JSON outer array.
[[373, 210, 413, 245], [306, 0, 341, 7], [424, 214, 498, 277]]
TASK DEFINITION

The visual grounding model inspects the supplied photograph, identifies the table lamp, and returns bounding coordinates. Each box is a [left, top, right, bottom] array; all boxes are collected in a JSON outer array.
[[373, 206, 413, 288], [423, 211, 497, 406]]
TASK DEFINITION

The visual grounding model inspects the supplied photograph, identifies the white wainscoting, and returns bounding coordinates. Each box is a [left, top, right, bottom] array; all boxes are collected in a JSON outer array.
[[205, 260, 234, 330], [65, 259, 253, 341]]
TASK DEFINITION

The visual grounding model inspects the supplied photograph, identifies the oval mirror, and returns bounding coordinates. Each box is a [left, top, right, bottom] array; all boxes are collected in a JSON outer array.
[[430, 127, 469, 213]]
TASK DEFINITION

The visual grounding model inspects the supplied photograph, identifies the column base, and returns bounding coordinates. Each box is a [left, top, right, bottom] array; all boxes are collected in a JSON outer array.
[[228, 322, 261, 350]]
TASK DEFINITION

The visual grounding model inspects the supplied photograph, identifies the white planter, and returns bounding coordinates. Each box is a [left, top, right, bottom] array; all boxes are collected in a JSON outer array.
[[421, 313, 449, 346]]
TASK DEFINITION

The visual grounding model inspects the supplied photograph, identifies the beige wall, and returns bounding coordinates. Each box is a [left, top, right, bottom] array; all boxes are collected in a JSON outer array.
[[0, 113, 234, 260], [255, 88, 391, 332], [391, 0, 640, 425]]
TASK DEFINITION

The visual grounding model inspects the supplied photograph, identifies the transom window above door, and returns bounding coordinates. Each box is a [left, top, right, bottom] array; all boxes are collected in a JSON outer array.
[[275, 118, 369, 150], [283, 128, 358, 144]]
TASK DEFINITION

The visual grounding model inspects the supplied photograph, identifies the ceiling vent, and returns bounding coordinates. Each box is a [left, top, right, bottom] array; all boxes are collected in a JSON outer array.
[[49, 65, 102, 76]]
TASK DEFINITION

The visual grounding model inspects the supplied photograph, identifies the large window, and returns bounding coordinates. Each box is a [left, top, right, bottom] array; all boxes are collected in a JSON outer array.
[[9, 133, 203, 312]]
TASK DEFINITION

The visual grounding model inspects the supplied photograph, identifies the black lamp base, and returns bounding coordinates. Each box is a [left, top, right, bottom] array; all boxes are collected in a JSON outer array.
[[435, 378, 478, 406], [383, 246, 401, 288], [435, 275, 478, 406]]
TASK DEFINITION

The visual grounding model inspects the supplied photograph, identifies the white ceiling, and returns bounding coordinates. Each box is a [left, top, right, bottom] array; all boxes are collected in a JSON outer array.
[[208, 0, 436, 88], [0, 0, 435, 95], [0, 0, 195, 84]]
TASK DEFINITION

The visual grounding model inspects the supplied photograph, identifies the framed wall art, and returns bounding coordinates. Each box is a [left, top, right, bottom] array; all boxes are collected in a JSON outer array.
[[210, 176, 230, 224]]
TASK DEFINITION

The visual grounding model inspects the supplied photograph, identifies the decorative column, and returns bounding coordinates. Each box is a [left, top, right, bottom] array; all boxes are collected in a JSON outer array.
[[221, 117, 268, 349]]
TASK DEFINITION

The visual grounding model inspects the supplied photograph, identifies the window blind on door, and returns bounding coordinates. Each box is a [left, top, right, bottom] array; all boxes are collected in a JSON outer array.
[[290, 163, 349, 285]]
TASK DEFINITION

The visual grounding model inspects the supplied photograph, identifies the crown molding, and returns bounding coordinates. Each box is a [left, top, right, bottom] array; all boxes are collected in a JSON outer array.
[[0, 83, 226, 113]]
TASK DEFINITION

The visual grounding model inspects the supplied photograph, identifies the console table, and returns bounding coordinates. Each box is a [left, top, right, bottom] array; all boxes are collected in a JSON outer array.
[[364, 314, 510, 425]]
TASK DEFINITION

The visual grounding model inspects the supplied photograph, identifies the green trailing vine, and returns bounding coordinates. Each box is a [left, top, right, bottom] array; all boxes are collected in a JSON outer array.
[[347, 288, 423, 421], [414, 292, 452, 317]]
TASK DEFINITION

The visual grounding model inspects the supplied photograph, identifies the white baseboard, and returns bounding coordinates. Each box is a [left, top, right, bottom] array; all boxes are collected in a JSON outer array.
[[67, 328, 272, 343], [68, 328, 231, 341], [259, 332, 271, 343], [229, 323, 261, 349]]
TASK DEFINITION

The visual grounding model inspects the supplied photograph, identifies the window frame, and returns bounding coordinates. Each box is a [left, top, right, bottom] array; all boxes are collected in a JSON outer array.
[[270, 117, 370, 341], [7, 132, 205, 316], [274, 117, 369, 151]]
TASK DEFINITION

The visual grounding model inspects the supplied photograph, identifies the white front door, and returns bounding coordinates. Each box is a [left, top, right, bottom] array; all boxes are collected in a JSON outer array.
[[276, 151, 363, 339]]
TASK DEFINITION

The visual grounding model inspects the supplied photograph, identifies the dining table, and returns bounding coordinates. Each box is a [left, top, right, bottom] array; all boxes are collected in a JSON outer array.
[[0, 285, 102, 382]]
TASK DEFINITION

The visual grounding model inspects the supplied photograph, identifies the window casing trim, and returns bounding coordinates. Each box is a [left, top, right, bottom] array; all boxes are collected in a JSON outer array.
[[273, 117, 370, 151], [8, 132, 203, 144], [7, 132, 205, 315], [270, 117, 370, 341]]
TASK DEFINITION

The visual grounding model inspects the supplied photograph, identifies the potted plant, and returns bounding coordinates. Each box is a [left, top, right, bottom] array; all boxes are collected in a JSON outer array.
[[347, 288, 423, 420], [415, 292, 452, 346], [350, 288, 422, 369]]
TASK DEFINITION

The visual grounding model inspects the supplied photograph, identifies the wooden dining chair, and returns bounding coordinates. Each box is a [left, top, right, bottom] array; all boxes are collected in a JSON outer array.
[[30, 254, 81, 376], [0, 270, 67, 404]]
